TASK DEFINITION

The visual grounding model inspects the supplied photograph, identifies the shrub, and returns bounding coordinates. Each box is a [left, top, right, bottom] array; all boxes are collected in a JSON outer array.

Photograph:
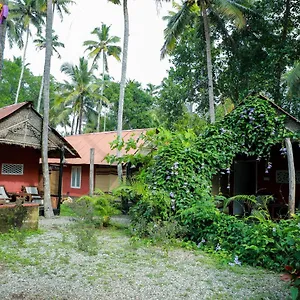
[[181, 203, 300, 271], [68, 190, 120, 227]]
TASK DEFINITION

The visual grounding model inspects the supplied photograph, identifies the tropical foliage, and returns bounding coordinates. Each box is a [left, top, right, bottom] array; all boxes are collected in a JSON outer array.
[[108, 96, 300, 273]]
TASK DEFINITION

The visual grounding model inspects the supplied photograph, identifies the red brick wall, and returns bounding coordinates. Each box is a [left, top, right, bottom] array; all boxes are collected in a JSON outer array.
[[0, 145, 40, 193]]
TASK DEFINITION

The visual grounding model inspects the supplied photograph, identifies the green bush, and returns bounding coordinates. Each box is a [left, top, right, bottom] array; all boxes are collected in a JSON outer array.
[[67, 190, 120, 227], [181, 203, 300, 271]]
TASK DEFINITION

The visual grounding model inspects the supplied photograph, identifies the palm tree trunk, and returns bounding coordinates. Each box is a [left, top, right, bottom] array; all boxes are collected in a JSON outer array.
[[103, 113, 107, 131], [71, 113, 76, 134], [75, 114, 79, 134], [117, 0, 129, 181], [97, 52, 105, 131], [37, 75, 44, 113], [201, 1, 215, 124], [37, 2, 56, 113], [78, 99, 83, 134], [42, 0, 54, 218], [0, 0, 8, 80], [15, 26, 30, 104], [274, 0, 290, 103]]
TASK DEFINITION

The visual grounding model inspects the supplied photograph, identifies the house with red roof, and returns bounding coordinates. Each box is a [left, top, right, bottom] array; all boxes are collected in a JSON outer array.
[[0, 102, 79, 207], [48, 129, 146, 198]]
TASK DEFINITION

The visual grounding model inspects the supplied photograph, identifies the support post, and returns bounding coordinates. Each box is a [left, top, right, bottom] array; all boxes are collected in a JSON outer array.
[[285, 138, 296, 217], [89, 148, 95, 196], [57, 147, 64, 214]]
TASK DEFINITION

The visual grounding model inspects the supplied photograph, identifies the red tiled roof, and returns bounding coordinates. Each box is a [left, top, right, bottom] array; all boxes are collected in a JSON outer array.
[[0, 102, 28, 120], [61, 129, 147, 165]]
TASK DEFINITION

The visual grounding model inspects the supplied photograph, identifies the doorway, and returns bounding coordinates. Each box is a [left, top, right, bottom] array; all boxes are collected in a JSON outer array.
[[233, 160, 257, 215]]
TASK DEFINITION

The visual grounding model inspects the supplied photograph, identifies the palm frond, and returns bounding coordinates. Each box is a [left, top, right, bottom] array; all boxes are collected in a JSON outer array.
[[161, 1, 195, 59]]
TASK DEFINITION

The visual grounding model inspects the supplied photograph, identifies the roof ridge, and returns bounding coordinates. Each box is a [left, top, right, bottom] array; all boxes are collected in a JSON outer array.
[[66, 128, 148, 138], [0, 101, 29, 110]]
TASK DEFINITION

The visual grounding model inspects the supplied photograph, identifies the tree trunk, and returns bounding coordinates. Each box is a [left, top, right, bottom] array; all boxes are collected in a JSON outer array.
[[285, 138, 295, 217], [273, 0, 290, 103], [0, 0, 8, 80], [89, 148, 94, 196], [78, 99, 83, 134], [71, 113, 75, 134], [200, 1, 215, 124], [97, 52, 105, 132], [15, 26, 30, 104], [117, 0, 129, 181], [37, 2, 56, 113], [42, 0, 54, 218], [37, 75, 44, 113], [75, 114, 79, 134]]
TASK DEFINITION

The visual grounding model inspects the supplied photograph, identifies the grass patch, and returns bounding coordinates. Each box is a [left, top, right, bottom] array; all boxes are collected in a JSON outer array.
[[59, 203, 77, 217]]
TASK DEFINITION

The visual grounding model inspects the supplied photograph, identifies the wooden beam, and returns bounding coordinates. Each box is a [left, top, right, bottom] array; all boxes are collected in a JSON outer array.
[[57, 147, 64, 213], [285, 138, 296, 217], [89, 148, 95, 196]]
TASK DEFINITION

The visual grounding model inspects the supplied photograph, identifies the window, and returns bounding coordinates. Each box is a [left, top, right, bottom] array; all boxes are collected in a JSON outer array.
[[2, 163, 24, 175], [276, 170, 300, 184], [71, 166, 81, 188]]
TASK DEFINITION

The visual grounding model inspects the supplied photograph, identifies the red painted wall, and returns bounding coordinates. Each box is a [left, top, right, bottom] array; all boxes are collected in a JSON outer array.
[[256, 144, 300, 205], [0, 145, 40, 193], [62, 164, 92, 197]]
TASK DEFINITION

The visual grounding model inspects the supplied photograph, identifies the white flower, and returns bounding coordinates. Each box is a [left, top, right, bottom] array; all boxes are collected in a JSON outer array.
[[234, 256, 241, 266], [215, 243, 221, 251]]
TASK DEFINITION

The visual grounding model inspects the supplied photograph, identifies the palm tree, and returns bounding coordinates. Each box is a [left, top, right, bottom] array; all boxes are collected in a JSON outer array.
[[34, 0, 73, 113], [108, 0, 171, 180], [107, 0, 129, 181], [161, 0, 249, 123], [60, 57, 100, 134], [0, 1, 27, 80], [284, 62, 300, 98], [34, 30, 64, 112], [50, 96, 72, 134], [9, 0, 45, 104], [41, 0, 53, 218], [83, 23, 121, 132], [51, 0, 74, 23]]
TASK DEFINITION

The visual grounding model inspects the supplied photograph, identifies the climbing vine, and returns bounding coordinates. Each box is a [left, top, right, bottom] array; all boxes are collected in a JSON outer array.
[[135, 96, 293, 210], [108, 96, 294, 213]]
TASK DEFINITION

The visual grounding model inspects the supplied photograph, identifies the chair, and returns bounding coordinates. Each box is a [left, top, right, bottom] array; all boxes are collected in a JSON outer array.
[[22, 186, 44, 205], [0, 185, 11, 204]]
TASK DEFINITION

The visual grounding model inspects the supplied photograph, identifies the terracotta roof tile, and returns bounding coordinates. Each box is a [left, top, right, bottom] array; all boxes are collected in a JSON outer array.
[[63, 129, 147, 165]]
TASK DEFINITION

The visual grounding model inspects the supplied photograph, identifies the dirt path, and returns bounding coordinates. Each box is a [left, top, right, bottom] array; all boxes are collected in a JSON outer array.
[[0, 216, 289, 300]]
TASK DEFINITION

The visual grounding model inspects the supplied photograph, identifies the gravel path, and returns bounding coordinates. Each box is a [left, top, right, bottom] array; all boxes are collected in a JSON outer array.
[[0, 216, 289, 300]]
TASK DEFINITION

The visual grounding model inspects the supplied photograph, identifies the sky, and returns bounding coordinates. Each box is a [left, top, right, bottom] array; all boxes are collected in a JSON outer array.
[[5, 0, 173, 86]]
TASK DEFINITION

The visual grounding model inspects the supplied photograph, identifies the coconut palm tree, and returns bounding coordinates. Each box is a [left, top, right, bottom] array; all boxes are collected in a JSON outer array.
[[83, 23, 121, 132], [9, 0, 45, 104], [161, 0, 250, 123], [284, 62, 300, 98], [34, 31, 64, 112], [41, 0, 53, 218], [109, 0, 171, 180], [60, 57, 100, 134], [51, 0, 74, 22], [107, 0, 129, 181]]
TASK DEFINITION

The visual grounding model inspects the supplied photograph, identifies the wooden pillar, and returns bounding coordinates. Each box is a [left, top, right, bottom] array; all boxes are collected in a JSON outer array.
[[57, 147, 64, 213], [285, 138, 295, 217], [89, 148, 95, 196]]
